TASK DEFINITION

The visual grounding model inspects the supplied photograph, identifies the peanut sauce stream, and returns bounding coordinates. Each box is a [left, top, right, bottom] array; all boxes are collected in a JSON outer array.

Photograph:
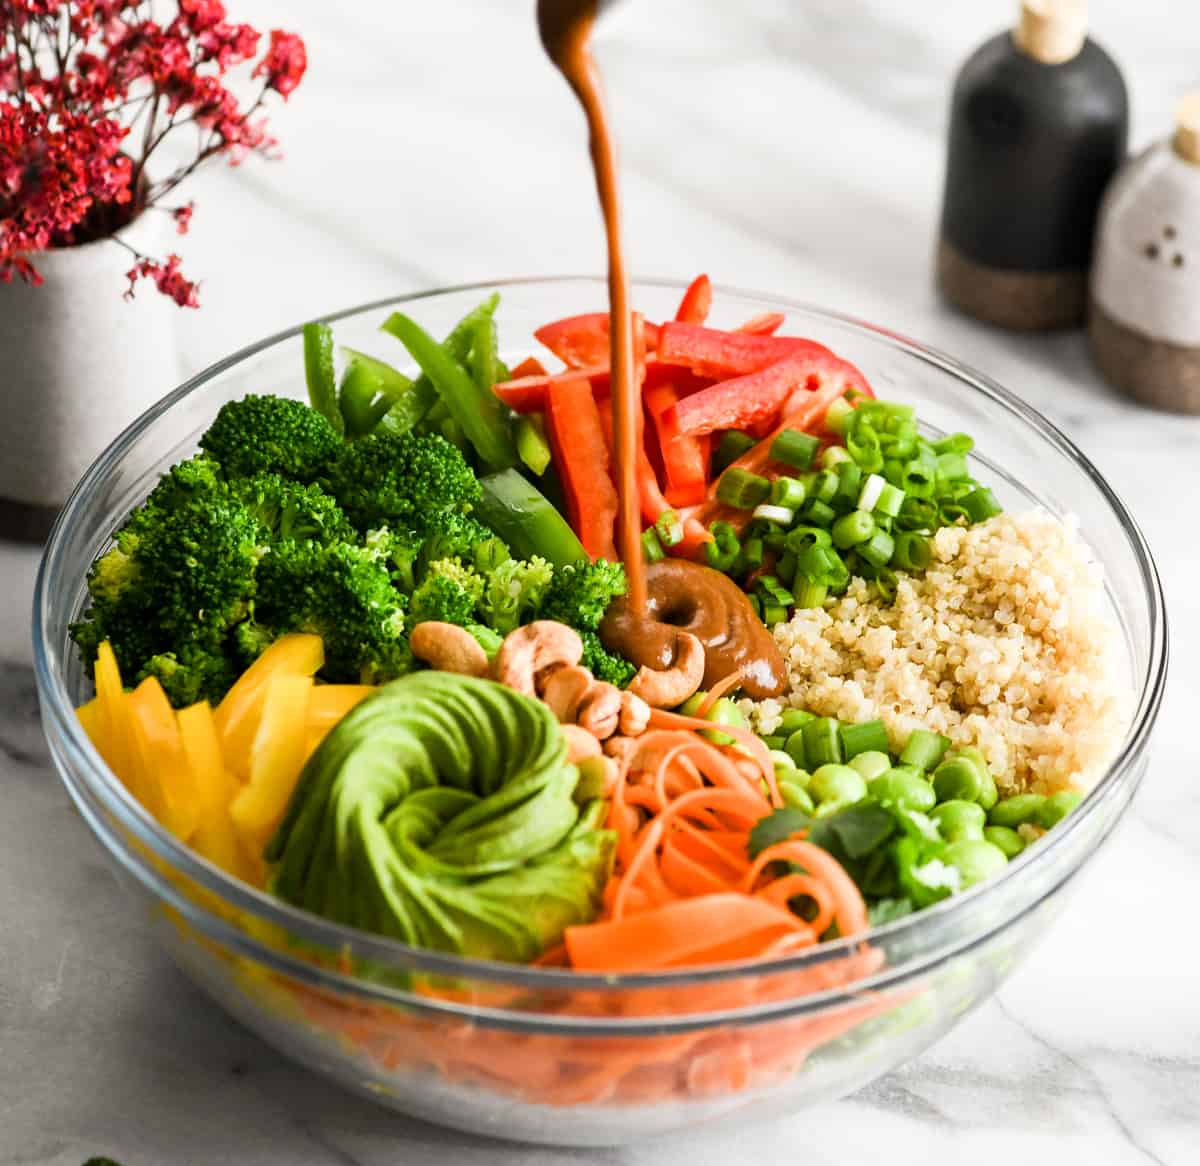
[[537, 0, 787, 699]]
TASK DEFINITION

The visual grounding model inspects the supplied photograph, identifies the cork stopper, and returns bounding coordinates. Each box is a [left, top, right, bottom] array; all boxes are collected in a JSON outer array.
[[1014, 0, 1088, 64], [1175, 94, 1200, 165]]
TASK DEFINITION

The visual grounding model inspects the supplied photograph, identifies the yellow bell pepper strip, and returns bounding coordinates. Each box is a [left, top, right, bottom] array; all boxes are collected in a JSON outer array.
[[214, 634, 324, 777], [75, 698, 109, 763], [306, 684, 375, 737], [93, 642, 146, 809], [230, 673, 314, 845], [177, 702, 245, 879], [127, 676, 195, 840]]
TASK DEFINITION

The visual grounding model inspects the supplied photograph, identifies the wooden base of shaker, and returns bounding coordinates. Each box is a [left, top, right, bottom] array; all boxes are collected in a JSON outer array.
[[0, 496, 61, 544], [936, 239, 1087, 331], [1089, 299, 1200, 414]]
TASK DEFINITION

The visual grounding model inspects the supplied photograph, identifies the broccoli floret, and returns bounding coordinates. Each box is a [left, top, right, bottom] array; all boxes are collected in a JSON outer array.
[[408, 558, 484, 627], [200, 394, 342, 482], [254, 541, 412, 684], [539, 558, 628, 631], [477, 555, 554, 635], [324, 431, 481, 531], [362, 525, 425, 592], [139, 642, 237, 707], [580, 630, 637, 689], [231, 474, 354, 545], [419, 509, 508, 573]]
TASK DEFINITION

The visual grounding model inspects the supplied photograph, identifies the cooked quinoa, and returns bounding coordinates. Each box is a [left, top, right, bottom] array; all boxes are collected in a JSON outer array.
[[742, 510, 1129, 795]]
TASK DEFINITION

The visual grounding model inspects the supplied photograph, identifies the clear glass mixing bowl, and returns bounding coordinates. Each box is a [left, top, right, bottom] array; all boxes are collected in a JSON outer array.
[[33, 278, 1167, 1147]]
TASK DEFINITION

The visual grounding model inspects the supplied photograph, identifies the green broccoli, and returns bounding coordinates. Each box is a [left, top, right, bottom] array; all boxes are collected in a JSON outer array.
[[362, 525, 425, 592], [200, 394, 342, 482], [140, 640, 238, 708], [539, 558, 628, 631], [231, 474, 354, 545], [251, 541, 412, 683], [419, 509, 509, 573], [477, 555, 554, 635], [538, 558, 635, 687], [323, 431, 481, 531], [408, 558, 485, 627]]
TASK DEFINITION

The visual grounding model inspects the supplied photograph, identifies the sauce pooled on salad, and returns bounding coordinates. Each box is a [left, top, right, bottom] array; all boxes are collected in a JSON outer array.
[[537, 0, 787, 697]]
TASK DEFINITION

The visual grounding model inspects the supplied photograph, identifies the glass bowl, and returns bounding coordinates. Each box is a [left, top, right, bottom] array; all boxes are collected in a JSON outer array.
[[33, 278, 1167, 1147]]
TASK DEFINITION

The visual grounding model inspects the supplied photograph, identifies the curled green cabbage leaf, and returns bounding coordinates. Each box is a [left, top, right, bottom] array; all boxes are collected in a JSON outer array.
[[266, 672, 615, 962]]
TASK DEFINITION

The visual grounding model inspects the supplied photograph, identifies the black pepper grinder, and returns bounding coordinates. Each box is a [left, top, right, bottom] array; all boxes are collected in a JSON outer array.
[[937, 0, 1128, 331]]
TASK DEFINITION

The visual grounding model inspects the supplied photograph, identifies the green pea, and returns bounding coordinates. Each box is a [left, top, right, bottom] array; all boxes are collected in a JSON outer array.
[[943, 838, 1008, 888], [680, 693, 746, 745], [1037, 790, 1083, 829], [810, 764, 868, 813], [988, 793, 1047, 829], [932, 750, 998, 810], [931, 800, 986, 842], [780, 779, 815, 813], [983, 825, 1025, 859], [868, 768, 936, 813], [777, 708, 816, 737], [849, 750, 892, 782]]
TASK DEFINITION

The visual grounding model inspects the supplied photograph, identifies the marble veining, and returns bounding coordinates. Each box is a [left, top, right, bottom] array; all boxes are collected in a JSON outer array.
[[3, 1, 1199, 1162]]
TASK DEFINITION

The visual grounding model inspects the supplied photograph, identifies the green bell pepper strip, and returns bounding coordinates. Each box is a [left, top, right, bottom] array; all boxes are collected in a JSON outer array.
[[338, 346, 433, 439], [382, 310, 517, 471], [515, 414, 553, 477], [476, 468, 587, 567], [302, 322, 343, 434]]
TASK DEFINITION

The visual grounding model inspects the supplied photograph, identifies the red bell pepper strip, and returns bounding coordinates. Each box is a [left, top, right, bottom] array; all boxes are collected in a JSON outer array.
[[544, 376, 620, 561], [644, 383, 708, 506], [535, 313, 661, 369], [672, 343, 854, 437], [493, 354, 683, 414], [737, 312, 785, 335], [507, 355, 547, 380], [674, 274, 712, 324], [657, 321, 834, 380]]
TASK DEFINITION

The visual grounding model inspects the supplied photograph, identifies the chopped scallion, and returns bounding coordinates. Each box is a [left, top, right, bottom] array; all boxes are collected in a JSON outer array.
[[717, 468, 771, 509], [770, 430, 820, 471]]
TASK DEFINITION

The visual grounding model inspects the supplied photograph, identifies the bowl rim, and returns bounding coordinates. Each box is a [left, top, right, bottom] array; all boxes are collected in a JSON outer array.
[[33, 274, 1169, 1001]]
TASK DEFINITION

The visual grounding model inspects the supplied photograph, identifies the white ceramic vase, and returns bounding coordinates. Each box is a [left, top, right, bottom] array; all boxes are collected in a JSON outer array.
[[0, 210, 181, 540]]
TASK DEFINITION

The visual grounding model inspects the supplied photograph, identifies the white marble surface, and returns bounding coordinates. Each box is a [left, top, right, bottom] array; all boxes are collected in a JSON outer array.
[[3, 1, 1200, 1162]]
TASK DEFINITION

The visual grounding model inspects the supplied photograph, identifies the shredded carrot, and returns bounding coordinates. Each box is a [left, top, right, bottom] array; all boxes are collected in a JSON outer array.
[[694, 666, 745, 715]]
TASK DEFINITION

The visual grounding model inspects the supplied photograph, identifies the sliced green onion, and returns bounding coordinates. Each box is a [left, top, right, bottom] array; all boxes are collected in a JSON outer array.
[[793, 579, 829, 609], [824, 396, 855, 436], [874, 567, 898, 602], [892, 530, 931, 572], [901, 450, 938, 499], [717, 468, 771, 509], [820, 445, 852, 469], [802, 499, 837, 528], [934, 433, 974, 455], [936, 451, 970, 483], [714, 430, 757, 475], [753, 503, 795, 526], [703, 520, 742, 572], [858, 528, 895, 568], [810, 469, 839, 504], [899, 728, 951, 772], [655, 509, 684, 548], [839, 719, 890, 760], [747, 592, 763, 619], [785, 524, 833, 552], [846, 424, 884, 472], [832, 509, 875, 549], [962, 486, 1002, 523], [754, 575, 795, 607], [736, 536, 765, 574], [770, 430, 820, 471], [880, 418, 918, 460], [777, 549, 797, 584], [761, 602, 789, 626], [833, 461, 863, 510], [874, 482, 905, 518], [858, 472, 887, 512], [940, 502, 970, 526], [641, 527, 665, 563], [897, 496, 938, 532], [802, 717, 843, 769], [770, 476, 807, 509]]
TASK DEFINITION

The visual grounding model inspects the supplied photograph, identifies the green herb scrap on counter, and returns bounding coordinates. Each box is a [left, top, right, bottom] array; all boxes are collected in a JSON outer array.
[[69, 298, 636, 707]]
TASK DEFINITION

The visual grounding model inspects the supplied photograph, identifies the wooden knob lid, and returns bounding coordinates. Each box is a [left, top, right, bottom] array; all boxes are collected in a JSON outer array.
[[1175, 94, 1200, 165], [1014, 0, 1088, 64]]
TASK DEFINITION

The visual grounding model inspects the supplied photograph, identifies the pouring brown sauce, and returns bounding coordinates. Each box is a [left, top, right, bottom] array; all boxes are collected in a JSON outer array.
[[537, 0, 787, 700]]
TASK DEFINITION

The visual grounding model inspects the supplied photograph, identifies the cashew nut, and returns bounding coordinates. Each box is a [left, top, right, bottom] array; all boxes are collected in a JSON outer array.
[[618, 691, 651, 737], [541, 665, 594, 723], [494, 621, 584, 696], [627, 631, 706, 709], [577, 682, 622, 740], [410, 622, 488, 678], [562, 723, 603, 763]]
